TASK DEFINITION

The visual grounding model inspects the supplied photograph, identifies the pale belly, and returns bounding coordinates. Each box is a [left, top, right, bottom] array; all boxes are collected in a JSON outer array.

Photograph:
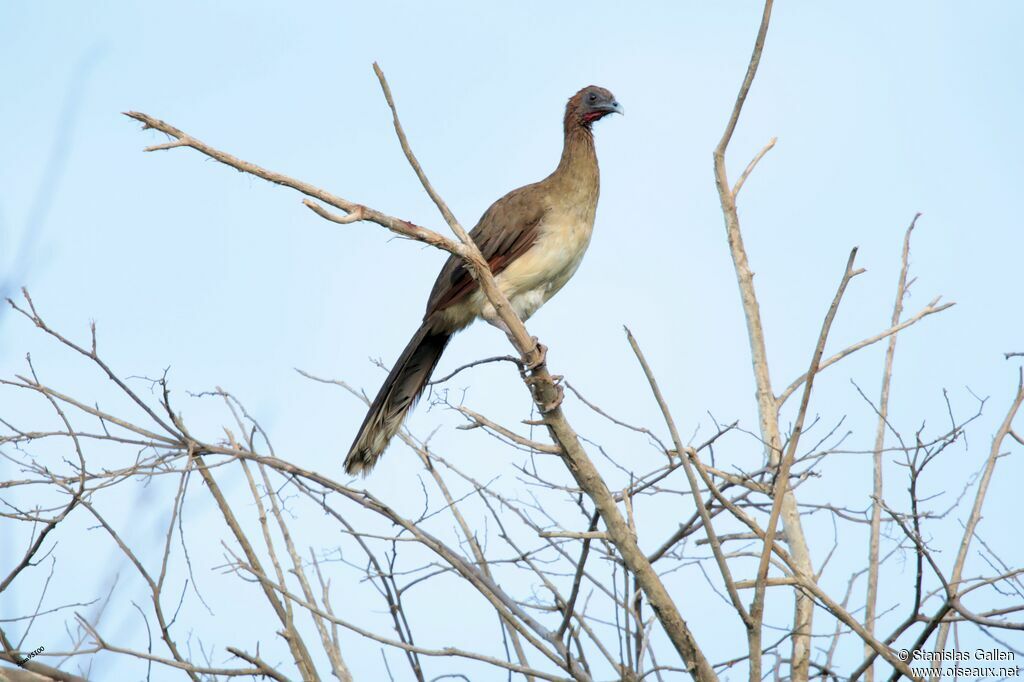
[[432, 211, 596, 331], [481, 215, 594, 321]]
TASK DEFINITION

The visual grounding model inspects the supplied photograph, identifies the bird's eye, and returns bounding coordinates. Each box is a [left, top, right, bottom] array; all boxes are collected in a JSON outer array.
[[588, 93, 597, 102]]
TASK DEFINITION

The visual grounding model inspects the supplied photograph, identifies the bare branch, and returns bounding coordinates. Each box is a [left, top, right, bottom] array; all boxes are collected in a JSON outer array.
[[931, 369, 1024, 658], [626, 327, 750, 627], [777, 296, 953, 406], [750, 250, 861, 680], [731, 137, 777, 197], [864, 213, 919, 682]]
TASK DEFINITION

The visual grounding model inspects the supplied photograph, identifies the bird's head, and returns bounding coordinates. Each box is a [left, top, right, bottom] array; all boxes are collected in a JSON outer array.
[[565, 86, 623, 130]]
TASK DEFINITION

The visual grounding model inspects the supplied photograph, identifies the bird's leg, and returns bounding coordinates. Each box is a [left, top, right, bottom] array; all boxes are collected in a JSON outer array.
[[480, 313, 561, 409], [482, 312, 548, 370], [480, 311, 559, 411], [482, 312, 517, 344], [528, 375, 565, 413], [526, 338, 548, 370], [522, 354, 564, 412]]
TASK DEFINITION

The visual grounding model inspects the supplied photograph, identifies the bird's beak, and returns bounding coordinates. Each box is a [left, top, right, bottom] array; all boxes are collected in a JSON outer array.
[[600, 100, 624, 116]]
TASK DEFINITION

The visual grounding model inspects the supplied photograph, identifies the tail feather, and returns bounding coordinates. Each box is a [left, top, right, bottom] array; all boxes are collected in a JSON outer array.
[[345, 324, 450, 475]]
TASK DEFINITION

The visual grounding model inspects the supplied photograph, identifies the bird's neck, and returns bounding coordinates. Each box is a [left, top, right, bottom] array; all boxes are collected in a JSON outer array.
[[551, 124, 599, 195]]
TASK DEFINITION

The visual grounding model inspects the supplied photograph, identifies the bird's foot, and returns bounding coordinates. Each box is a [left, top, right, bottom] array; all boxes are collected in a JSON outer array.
[[524, 373, 563, 387], [526, 338, 548, 371], [538, 382, 565, 413], [524, 373, 564, 413]]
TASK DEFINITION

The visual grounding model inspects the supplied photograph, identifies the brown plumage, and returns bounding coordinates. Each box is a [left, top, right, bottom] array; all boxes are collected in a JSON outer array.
[[345, 85, 622, 475]]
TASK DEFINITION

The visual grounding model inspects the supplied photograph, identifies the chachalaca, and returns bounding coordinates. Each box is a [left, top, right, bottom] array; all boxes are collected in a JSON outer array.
[[345, 85, 622, 475]]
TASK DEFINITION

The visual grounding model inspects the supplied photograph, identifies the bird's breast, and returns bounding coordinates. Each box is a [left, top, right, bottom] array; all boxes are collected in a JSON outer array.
[[496, 205, 596, 319]]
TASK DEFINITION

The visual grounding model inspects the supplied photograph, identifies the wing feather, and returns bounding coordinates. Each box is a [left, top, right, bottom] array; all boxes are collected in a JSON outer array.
[[425, 185, 546, 316]]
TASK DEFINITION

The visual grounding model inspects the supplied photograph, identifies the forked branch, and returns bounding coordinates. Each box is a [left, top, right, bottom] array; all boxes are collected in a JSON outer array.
[[126, 65, 718, 681]]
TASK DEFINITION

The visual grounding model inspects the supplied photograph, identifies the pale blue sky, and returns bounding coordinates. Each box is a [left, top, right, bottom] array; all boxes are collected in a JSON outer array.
[[2, 1, 1022, 679]]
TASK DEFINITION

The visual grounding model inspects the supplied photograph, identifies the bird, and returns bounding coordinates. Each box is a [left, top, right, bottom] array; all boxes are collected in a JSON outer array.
[[345, 85, 622, 475]]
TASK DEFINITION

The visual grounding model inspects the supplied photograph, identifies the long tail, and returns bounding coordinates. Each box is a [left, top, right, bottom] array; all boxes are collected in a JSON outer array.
[[345, 324, 451, 475]]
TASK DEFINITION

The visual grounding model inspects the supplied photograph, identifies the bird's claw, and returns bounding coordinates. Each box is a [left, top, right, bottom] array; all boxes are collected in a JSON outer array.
[[524, 373, 562, 387], [526, 338, 548, 371], [524, 374, 564, 413], [520, 338, 561, 411], [538, 382, 565, 413]]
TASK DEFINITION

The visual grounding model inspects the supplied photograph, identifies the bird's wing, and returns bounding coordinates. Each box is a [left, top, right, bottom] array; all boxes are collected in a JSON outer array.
[[425, 186, 546, 316]]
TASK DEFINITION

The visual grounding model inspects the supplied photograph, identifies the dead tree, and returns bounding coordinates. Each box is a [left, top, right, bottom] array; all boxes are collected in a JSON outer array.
[[2, 3, 1021, 681]]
